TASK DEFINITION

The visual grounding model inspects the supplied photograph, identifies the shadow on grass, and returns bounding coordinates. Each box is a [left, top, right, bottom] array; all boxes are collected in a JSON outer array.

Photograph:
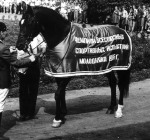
[[0, 110, 18, 136], [0, 95, 112, 137], [35, 95, 111, 116], [38, 121, 150, 140]]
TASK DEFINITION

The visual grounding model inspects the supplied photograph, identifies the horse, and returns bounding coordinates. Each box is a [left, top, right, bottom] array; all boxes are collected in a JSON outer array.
[[16, 3, 132, 128]]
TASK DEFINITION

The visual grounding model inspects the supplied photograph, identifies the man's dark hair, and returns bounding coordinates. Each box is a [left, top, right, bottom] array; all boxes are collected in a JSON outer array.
[[0, 22, 7, 32]]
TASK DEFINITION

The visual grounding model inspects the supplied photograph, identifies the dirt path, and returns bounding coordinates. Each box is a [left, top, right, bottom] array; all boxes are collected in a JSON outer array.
[[2, 79, 150, 140]]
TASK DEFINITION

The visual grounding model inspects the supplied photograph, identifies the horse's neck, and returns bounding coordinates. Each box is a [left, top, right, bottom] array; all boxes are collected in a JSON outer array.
[[41, 20, 71, 48]]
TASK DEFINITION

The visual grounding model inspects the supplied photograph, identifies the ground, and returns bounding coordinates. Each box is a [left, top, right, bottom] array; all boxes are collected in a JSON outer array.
[[1, 79, 150, 140]]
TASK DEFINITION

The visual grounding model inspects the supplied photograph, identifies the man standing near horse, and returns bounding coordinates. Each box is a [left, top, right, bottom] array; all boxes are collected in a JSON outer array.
[[17, 33, 47, 121], [0, 21, 36, 140]]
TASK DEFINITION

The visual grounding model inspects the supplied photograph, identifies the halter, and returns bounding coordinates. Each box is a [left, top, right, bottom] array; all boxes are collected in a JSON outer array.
[[25, 34, 46, 57], [23, 15, 39, 53], [30, 40, 45, 54]]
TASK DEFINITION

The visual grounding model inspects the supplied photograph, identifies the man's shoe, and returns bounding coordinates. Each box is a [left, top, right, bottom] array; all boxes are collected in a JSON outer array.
[[18, 116, 28, 121], [16, 115, 38, 124], [27, 116, 38, 120], [16, 115, 29, 124]]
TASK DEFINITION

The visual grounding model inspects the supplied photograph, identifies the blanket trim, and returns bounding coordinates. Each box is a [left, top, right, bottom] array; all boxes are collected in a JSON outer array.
[[44, 64, 131, 77]]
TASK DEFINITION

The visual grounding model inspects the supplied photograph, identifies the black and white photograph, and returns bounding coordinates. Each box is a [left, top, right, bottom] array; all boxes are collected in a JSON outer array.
[[0, 0, 150, 139]]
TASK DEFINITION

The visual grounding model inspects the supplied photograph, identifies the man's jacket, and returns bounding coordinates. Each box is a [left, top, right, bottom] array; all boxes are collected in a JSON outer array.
[[0, 41, 32, 88]]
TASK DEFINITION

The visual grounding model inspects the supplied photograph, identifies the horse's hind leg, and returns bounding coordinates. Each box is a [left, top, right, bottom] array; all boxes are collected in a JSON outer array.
[[115, 70, 130, 118], [106, 71, 117, 114], [52, 77, 71, 128]]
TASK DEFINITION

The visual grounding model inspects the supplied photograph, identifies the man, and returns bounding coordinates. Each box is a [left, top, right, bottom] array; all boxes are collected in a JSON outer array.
[[0, 22, 35, 140], [81, 1, 88, 24], [18, 33, 47, 121], [132, 5, 137, 32], [120, 6, 128, 30], [140, 5, 147, 33], [112, 6, 120, 26]]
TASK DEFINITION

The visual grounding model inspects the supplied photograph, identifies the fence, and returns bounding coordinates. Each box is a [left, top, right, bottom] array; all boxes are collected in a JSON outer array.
[[0, 13, 22, 21]]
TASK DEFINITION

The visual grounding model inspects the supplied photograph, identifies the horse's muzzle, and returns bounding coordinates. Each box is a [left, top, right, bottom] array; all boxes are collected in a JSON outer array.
[[16, 42, 25, 50]]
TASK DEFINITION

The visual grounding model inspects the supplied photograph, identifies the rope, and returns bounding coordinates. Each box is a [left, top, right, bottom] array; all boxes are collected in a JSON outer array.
[[52, 23, 73, 71]]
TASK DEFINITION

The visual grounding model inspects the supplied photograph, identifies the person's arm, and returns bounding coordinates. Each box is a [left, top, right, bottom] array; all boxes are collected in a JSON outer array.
[[10, 50, 35, 68], [144, 10, 147, 17], [125, 10, 128, 19], [2, 45, 35, 68]]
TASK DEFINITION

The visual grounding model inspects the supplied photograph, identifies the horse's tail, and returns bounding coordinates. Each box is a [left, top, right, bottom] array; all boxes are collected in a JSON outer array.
[[117, 69, 130, 98]]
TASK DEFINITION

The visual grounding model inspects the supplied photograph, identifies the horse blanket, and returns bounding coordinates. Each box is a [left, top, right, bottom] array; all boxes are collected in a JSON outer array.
[[44, 23, 132, 77]]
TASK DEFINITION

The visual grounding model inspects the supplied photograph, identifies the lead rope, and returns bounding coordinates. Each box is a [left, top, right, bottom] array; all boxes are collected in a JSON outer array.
[[25, 40, 45, 57], [52, 23, 73, 71]]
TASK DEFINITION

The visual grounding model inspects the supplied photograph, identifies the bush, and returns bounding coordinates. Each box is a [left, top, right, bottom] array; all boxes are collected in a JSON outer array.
[[131, 35, 150, 71]]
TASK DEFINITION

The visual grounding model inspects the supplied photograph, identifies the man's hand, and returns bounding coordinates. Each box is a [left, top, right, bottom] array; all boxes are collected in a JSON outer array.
[[10, 46, 17, 53], [37, 44, 47, 57], [40, 45, 47, 57], [29, 55, 36, 62]]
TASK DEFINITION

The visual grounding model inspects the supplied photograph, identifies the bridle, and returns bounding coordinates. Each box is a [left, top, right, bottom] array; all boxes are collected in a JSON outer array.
[[23, 15, 40, 54], [27, 39, 45, 56]]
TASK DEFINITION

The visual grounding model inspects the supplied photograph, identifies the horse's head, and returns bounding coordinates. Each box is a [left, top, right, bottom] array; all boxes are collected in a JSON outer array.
[[16, 2, 40, 51], [17, 1, 71, 51]]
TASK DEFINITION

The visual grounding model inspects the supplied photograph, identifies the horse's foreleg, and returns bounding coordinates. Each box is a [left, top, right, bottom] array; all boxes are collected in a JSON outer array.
[[52, 78, 70, 128], [60, 78, 71, 119], [60, 91, 67, 117], [54, 83, 61, 121], [106, 71, 117, 114]]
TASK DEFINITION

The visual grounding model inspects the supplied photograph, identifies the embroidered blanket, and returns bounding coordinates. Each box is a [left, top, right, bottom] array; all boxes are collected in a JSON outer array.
[[44, 23, 132, 77]]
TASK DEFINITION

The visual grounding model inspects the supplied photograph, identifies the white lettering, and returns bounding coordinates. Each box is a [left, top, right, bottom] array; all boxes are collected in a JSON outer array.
[[79, 57, 107, 64], [109, 54, 119, 61], [74, 34, 125, 44]]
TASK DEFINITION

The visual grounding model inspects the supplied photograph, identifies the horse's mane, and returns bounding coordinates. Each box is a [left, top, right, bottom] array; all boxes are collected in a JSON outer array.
[[32, 6, 70, 25], [29, 6, 71, 48]]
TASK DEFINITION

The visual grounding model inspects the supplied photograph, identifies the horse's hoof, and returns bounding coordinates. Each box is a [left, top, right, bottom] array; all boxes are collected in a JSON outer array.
[[115, 104, 124, 118], [115, 111, 123, 118], [106, 109, 110, 114], [106, 109, 115, 114], [61, 117, 66, 124], [52, 119, 62, 128]]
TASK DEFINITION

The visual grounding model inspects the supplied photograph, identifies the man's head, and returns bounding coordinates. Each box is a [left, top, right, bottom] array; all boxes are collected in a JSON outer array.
[[0, 22, 7, 32], [0, 22, 7, 41]]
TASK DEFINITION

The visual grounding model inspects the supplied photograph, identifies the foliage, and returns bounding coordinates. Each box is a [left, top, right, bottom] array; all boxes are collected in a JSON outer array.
[[86, 0, 150, 24], [131, 35, 150, 71]]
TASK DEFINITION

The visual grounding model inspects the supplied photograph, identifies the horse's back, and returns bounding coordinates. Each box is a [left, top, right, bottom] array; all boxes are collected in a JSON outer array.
[[73, 23, 129, 37]]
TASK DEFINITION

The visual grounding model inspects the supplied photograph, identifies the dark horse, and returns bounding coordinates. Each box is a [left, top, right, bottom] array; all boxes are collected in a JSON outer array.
[[16, 3, 131, 127]]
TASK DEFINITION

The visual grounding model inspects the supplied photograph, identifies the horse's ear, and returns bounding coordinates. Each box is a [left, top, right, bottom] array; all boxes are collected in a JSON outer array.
[[26, 5, 34, 16], [21, 1, 27, 14], [22, 1, 34, 16]]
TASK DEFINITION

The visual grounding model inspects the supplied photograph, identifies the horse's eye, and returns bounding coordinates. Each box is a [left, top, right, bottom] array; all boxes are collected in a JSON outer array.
[[21, 19, 25, 25]]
